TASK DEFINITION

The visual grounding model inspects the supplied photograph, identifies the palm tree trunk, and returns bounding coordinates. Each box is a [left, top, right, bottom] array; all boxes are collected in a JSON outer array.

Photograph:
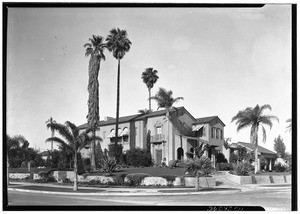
[[7, 155, 10, 186], [87, 55, 100, 171], [114, 58, 121, 159], [148, 88, 151, 111], [253, 126, 259, 174], [73, 152, 78, 191], [166, 109, 170, 163]]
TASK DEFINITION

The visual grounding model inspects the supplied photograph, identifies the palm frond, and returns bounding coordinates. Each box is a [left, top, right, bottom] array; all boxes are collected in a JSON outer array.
[[45, 137, 74, 153], [261, 125, 267, 143], [46, 122, 74, 144]]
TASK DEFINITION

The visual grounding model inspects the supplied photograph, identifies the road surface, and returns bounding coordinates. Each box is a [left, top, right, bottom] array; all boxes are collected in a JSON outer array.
[[6, 186, 291, 211]]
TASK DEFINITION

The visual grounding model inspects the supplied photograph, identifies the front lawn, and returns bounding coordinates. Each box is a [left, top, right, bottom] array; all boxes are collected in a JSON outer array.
[[8, 167, 53, 173]]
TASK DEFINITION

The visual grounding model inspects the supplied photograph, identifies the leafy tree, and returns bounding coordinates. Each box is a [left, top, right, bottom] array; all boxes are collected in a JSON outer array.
[[84, 35, 106, 171], [106, 28, 132, 159], [231, 104, 279, 173], [216, 152, 228, 163], [273, 135, 286, 158], [45, 121, 101, 191], [150, 88, 183, 154], [108, 144, 123, 164], [141, 68, 159, 111]]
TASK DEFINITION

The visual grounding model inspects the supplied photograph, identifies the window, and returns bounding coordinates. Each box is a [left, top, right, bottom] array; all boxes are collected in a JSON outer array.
[[211, 127, 216, 138], [216, 128, 219, 139], [103, 131, 106, 139], [220, 130, 223, 139], [202, 127, 206, 137], [156, 126, 162, 135]]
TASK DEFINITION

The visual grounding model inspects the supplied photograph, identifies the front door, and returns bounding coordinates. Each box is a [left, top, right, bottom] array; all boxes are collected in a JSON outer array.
[[156, 149, 162, 165]]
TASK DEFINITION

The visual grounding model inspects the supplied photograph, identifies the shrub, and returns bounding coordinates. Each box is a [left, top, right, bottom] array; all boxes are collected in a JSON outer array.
[[160, 174, 177, 182], [216, 163, 233, 171], [274, 163, 287, 172], [125, 148, 152, 167], [108, 144, 123, 164], [260, 156, 268, 170], [177, 160, 186, 168], [101, 156, 117, 173], [168, 160, 178, 168], [229, 153, 238, 163], [114, 173, 128, 186], [126, 173, 150, 186], [216, 153, 228, 163], [184, 157, 213, 177], [232, 162, 252, 176]]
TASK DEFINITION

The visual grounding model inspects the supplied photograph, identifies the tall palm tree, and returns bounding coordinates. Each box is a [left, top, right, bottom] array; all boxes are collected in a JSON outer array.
[[141, 68, 159, 111], [106, 28, 131, 157], [150, 88, 183, 161], [231, 104, 279, 174], [84, 35, 106, 170], [46, 121, 101, 191], [46, 117, 56, 154]]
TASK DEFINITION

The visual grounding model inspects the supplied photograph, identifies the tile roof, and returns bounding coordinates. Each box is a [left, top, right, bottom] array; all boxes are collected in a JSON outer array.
[[236, 142, 276, 155], [78, 107, 186, 129], [193, 116, 225, 126]]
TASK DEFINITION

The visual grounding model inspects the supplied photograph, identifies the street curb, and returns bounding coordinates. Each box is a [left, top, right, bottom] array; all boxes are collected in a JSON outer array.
[[7, 187, 242, 196]]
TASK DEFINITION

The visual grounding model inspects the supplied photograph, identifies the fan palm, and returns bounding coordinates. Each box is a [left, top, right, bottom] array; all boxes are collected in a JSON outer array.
[[106, 28, 131, 157], [231, 104, 279, 174], [84, 35, 106, 170], [45, 121, 101, 191], [141, 68, 159, 111], [150, 88, 183, 162]]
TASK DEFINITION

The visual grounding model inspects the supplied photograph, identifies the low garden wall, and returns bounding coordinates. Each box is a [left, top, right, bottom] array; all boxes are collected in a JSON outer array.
[[9, 173, 32, 180], [9, 171, 216, 187], [225, 172, 291, 185]]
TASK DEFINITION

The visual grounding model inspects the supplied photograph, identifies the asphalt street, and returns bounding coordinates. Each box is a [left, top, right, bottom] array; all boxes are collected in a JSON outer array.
[[7, 186, 291, 211]]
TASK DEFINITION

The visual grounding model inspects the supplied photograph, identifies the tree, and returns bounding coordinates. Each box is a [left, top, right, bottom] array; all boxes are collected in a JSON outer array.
[[106, 28, 132, 159], [150, 88, 183, 160], [45, 121, 101, 191], [231, 104, 279, 174], [141, 68, 159, 111], [273, 135, 286, 158], [84, 35, 106, 171], [45, 117, 56, 153]]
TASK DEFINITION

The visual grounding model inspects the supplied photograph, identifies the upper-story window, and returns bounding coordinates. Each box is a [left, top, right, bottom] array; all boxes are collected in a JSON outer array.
[[211, 127, 215, 138], [103, 131, 106, 139], [216, 128, 219, 139], [220, 129, 223, 139], [202, 127, 206, 137], [156, 126, 162, 135]]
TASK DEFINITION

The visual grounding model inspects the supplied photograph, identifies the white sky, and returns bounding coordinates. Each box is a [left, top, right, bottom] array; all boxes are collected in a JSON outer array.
[[6, 4, 292, 153]]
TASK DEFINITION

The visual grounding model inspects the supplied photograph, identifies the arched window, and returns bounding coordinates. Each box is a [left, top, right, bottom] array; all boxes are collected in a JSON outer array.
[[177, 147, 184, 160]]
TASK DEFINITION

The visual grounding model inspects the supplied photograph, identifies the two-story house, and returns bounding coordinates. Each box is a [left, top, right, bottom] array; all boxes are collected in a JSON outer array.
[[78, 107, 226, 167]]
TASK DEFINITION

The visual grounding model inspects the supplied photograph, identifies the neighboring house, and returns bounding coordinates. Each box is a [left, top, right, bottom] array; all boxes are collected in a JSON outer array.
[[78, 107, 226, 167], [40, 150, 50, 160], [227, 141, 277, 171]]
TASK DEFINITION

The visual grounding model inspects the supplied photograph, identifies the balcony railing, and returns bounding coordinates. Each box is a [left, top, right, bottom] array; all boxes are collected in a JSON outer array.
[[150, 134, 165, 142]]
